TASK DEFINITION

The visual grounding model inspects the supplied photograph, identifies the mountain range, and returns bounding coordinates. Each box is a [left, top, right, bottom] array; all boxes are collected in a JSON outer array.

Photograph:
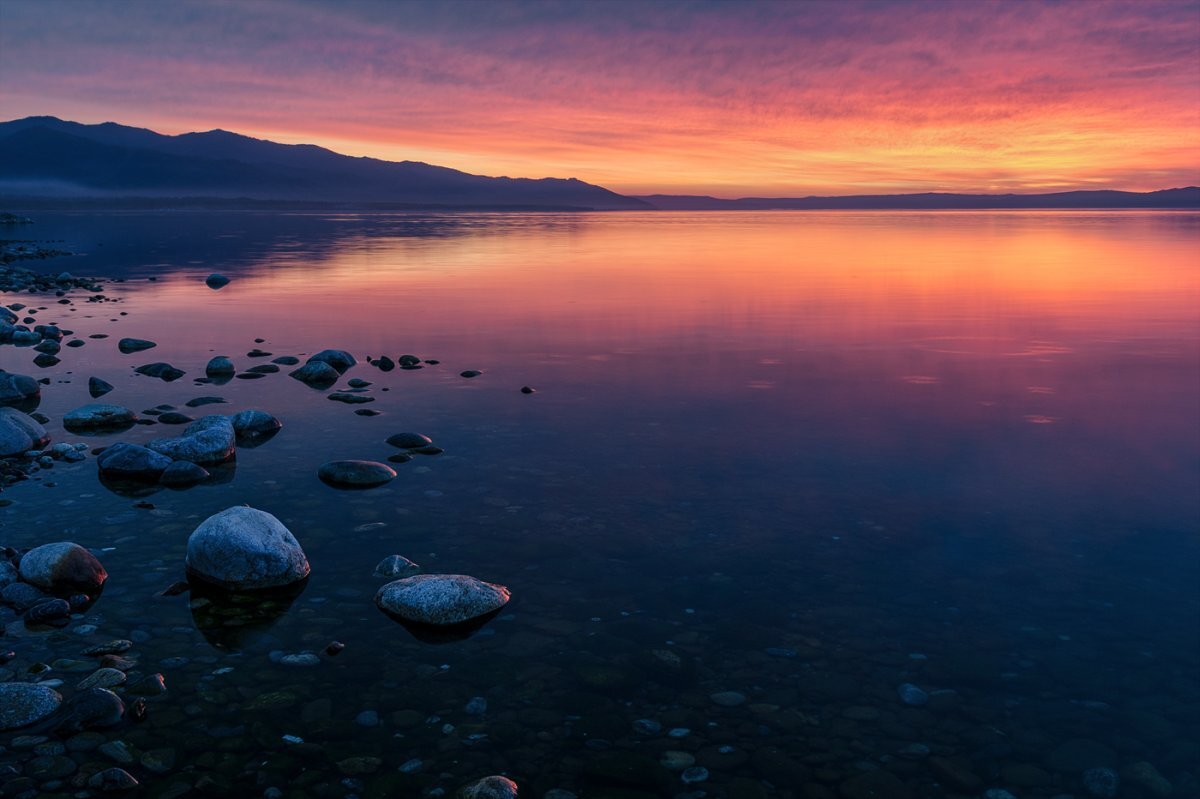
[[1, 117, 1196, 211]]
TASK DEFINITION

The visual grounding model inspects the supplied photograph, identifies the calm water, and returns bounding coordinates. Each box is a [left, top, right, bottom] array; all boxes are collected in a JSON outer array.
[[2, 211, 1198, 798]]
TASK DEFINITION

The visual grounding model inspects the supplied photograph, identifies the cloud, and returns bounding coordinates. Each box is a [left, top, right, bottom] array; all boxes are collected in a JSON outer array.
[[1, 0, 1197, 194]]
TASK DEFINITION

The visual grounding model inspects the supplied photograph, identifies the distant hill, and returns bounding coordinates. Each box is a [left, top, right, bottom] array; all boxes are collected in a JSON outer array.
[[0, 116, 650, 210], [636, 188, 1200, 210]]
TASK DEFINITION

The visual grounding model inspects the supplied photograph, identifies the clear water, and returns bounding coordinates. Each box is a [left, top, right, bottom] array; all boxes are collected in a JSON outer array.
[[2, 211, 1198, 798]]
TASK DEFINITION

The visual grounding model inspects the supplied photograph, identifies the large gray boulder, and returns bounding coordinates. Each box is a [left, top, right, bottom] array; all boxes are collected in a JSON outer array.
[[458, 777, 519, 799], [307, 349, 356, 372], [18, 542, 108, 593], [186, 506, 310, 590], [0, 407, 49, 457], [97, 442, 172, 481], [63, 403, 137, 431], [148, 415, 236, 465], [375, 574, 510, 626], [0, 683, 62, 731], [0, 371, 40, 407]]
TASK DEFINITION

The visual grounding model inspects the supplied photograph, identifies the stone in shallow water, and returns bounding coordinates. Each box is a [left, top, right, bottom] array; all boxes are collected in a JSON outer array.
[[710, 691, 746, 707], [97, 442, 172, 482], [117, 338, 156, 353], [88, 767, 139, 792], [0, 370, 40, 407], [307, 349, 357, 372], [375, 574, 510, 626], [159, 460, 209, 487], [186, 506, 310, 590], [76, 668, 127, 691], [52, 688, 125, 734], [24, 598, 71, 625], [230, 409, 281, 439], [386, 432, 432, 449], [63, 403, 137, 431], [0, 407, 49, 457], [186, 396, 226, 408], [898, 682, 929, 705], [460, 370, 483, 378], [205, 273, 230, 289], [205, 356, 235, 376], [374, 554, 421, 578], [289, 360, 340, 386], [134, 362, 186, 381], [458, 776, 519, 799], [318, 460, 395, 488], [1083, 768, 1120, 798], [148, 415, 236, 465], [327, 392, 374, 404], [87, 376, 114, 398], [157, 411, 193, 425], [19, 542, 107, 593], [0, 683, 62, 731]]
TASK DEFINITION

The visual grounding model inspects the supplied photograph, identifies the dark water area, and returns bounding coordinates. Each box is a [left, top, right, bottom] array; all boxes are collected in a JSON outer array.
[[1, 210, 1198, 799]]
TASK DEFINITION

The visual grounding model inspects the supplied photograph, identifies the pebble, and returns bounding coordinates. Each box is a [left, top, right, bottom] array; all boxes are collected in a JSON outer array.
[[355, 710, 380, 727], [710, 690, 746, 707], [464, 696, 488, 715], [680, 766, 709, 784], [898, 682, 929, 705]]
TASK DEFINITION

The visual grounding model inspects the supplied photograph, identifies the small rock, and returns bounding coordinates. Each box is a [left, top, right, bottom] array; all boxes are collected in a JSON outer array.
[[117, 338, 156, 353], [205, 273, 230, 289], [87, 377, 115, 398], [318, 460, 395, 488], [19, 542, 107, 593], [376, 574, 510, 626]]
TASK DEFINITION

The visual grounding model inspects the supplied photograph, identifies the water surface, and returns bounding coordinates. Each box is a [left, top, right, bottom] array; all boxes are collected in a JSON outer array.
[[2, 210, 1198, 798]]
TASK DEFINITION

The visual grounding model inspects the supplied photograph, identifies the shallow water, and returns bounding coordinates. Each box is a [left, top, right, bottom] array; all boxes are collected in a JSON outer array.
[[2, 210, 1198, 798]]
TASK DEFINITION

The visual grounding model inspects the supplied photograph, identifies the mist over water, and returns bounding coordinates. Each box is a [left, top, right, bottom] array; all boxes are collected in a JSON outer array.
[[2, 210, 1198, 797]]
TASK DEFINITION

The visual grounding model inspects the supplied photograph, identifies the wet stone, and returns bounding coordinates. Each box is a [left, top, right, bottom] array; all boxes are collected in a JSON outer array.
[[328, 392, 374, 404], [117, 338, 156, 353], [186, 396, 227, 407], [76, 668, 127, 690], [318, 460, 395, 488], [0, 682, 62, 731], [459, 776, 519, 799], [87, 376, 114, 398]]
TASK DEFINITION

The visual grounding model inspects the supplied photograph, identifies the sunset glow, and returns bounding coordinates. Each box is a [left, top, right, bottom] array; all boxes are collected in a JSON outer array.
[[2, 0, 1198, 196]]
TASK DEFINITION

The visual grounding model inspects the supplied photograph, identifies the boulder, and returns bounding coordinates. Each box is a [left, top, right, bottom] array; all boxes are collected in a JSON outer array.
[[0, 407, 49, 457], [97, 442, 172, 481], [231, 409, 282, 439], [148, 415, 236, 465], [307, 349, 356, 372], [0, 371, 40, 408], [63, 403, 137, 431], [0, 683, 62, 731], [386, 432, 433, 449], [375, 574, 510, 626], [318, 460, 396, 488], [186, 506, 310, 590], [289, 360, 340, 386], [18, 542, 108, 593]]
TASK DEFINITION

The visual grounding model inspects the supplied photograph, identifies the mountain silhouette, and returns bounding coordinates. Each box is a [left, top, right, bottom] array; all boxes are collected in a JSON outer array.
[[635, 188, 1200, 210], [0, 116, 650, 210]]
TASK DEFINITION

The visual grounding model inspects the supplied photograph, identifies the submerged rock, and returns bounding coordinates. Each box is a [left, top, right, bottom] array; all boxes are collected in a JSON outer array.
[[18, 541, 108, 593], [0, 407, 49, 456], [186, 506, 310, 590], [374, 554, 421, 578], [307, 349, 356, 372], [88, 767, 139, 792], [458, 776, 519, 799], [318, 460, 395, 488], [327, 392, 373, 404], [51, 687, 125, 733], [375, 574, 510, 626], [289, 360, 340, 387], [134, 362, 186, 381], [63, 403, 137, 431], [97, 442, 172, 481], [0, 683, 62, 731], [148, 415, 236, 465]]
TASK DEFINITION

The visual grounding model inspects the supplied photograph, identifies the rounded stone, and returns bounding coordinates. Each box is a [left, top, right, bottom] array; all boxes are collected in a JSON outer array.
[[205, 356, 236, 376], [0, 683, 62, 731], [147, 415, 236, 465], [186, 506, 310, 590], [307, 349, 357, 372], [205, 273, 231, 289], [231, 409, 282, 438], [117, 338, 156, 353], [374, 554, 421, 578], [0, 370, 41, 407], [87, 377, 114, 398], [386, 432, 432, 449], [318, 460, 396, 488], [289, 360, 340, 386], [63, 403, 137, 431], [375, 574, 510, 626], [159, 460, 210, 487], [97, 442, 172, 481], [0, 407, 49, 457], [458, 776, 519, 799], [18, 542, 107, 593]]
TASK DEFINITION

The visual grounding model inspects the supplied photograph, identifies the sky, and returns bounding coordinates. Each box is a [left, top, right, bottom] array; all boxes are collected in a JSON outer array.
[[1, 0, 1198, 196]]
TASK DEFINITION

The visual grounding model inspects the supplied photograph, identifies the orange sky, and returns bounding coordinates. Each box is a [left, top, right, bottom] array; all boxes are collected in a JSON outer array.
[[2, 0, 1198, 196]]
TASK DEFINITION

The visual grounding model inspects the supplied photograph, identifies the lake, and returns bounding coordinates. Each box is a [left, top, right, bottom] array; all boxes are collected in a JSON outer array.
[[2, 210, 1198, 799]]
